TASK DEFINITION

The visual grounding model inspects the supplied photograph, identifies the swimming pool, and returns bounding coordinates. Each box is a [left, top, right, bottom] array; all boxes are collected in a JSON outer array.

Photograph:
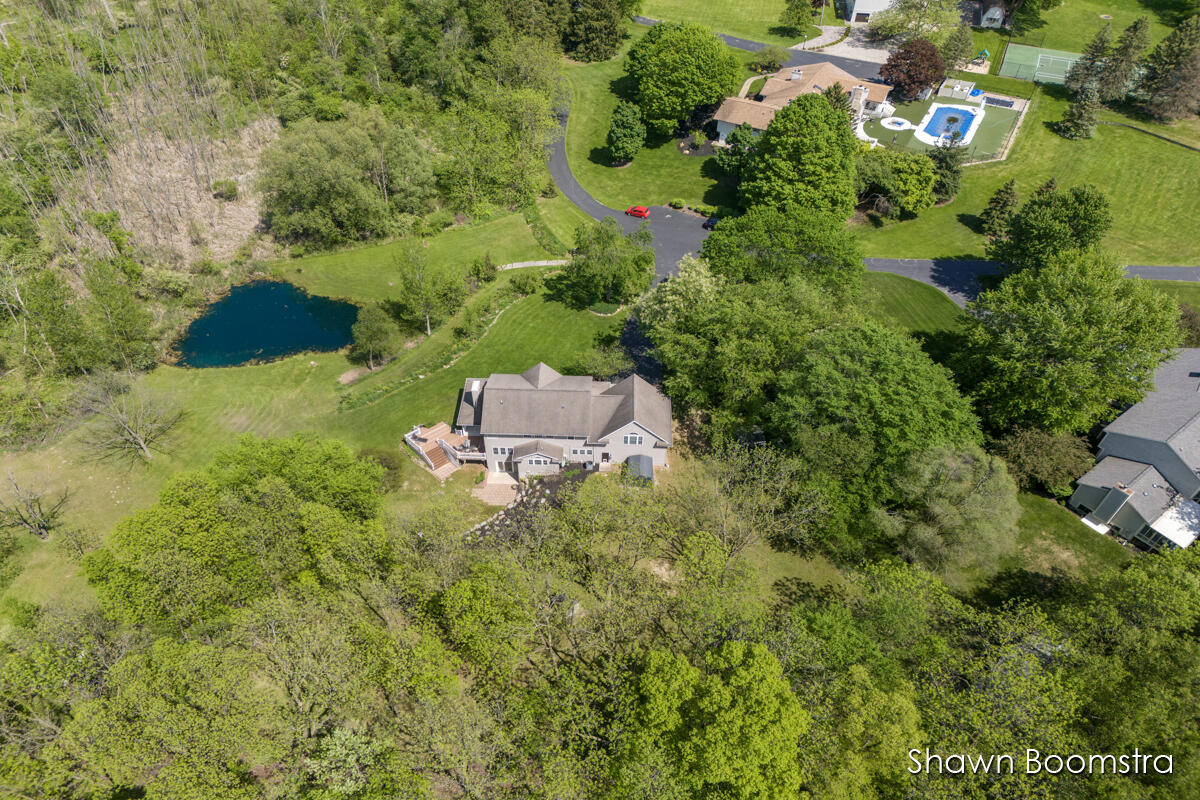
[[914, 103, 986, 146]]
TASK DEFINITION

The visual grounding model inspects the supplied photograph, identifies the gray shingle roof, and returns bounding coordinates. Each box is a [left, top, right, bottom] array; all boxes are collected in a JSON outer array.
[[1077, 456, 1176, 522], [1104, 349, 1200, 469], [513, 440, 564, 461], [455, 363, 672, 443]]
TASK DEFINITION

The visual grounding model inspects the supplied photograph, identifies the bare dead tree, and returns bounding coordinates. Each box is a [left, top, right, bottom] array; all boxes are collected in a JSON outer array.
[[79, 373, 183, 462], [0, 474, 69, 539]]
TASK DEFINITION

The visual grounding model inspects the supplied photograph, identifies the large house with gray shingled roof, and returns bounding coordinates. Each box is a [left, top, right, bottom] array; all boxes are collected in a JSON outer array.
[[453, 363, 672, 479], [1069, 350, 1200, 552]]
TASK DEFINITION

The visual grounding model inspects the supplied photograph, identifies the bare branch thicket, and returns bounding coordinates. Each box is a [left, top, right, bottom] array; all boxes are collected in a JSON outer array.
[[78, 372, 183, 462], [0, 473, 69, 539]]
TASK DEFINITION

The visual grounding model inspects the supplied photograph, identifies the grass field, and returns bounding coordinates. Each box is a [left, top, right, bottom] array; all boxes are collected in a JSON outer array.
[[274, 213, 550, 302], [857, 86, 1200, 265], [1010, 0, 1175, 54], [641, 0, 821, 47], [0, 277, 624, 628], [565, 26, 756, 212], [864, 272, 965, 334]]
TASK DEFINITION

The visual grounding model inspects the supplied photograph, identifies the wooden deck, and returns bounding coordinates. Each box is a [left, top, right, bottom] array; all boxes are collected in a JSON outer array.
[[408, 423, 459, 481]]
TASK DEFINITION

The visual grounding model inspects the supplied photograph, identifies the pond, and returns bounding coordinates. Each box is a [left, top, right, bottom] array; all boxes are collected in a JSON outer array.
[[176, 281, 359, 368]]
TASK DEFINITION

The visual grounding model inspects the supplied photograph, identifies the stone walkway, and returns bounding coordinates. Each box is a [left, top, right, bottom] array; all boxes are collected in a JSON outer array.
[[473, 472, 519, 506]]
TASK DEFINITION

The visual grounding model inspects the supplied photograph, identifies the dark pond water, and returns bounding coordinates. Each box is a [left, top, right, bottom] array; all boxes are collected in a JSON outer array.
[[176, 281, 358, 367]]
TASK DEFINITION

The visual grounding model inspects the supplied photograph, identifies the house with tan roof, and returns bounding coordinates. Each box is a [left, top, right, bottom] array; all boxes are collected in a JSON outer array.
[[714, 62, 894, 143], [449, 362, 672, 480]]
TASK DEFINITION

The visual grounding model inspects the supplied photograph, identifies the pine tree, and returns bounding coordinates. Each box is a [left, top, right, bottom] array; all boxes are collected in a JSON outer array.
[[980, 179, 1018, 239], [1065, 25, 1111, 93], [1057, 84, 1100, 139], [566, 0, 623, 62], [927, 140, 966, 203], [940, 22, 974, 70], [1136, 15, 1200, 122], [1098, 17, 1150, 102], [823, 82, 853, 121]]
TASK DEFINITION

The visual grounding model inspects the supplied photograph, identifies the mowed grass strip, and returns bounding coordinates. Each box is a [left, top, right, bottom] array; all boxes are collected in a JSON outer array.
[[641, 0, 820, 47], [864, 272, 964, 334], [857, 87, 1200, 265], [273, 213, 550, 302]]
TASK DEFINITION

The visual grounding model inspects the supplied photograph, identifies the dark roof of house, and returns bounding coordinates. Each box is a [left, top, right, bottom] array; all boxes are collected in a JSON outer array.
[[1077, 456, 1176, 522], [455, 363, 672, 444], [1103, 349, 1200, 469]]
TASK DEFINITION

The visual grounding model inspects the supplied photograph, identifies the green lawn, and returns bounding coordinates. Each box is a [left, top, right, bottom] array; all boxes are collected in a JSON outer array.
[[641, 0, 821, 47], [857, 86, 1200, 265], [943, 492, 1133, 593], [0, 275, 622, 627], [864, 272, 964, 333], [535, 193, 592, 250], [1011, 0, 1176, 53], [274, 213, 550, 302], [565, 26, 757, 212]]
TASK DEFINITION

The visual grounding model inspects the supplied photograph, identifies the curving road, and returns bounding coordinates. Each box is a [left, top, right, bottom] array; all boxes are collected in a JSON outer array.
[[549, 20, 1200, 306]]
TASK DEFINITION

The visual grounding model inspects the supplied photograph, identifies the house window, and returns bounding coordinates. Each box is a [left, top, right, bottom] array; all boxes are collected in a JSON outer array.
[[623, 434, 644, 445]]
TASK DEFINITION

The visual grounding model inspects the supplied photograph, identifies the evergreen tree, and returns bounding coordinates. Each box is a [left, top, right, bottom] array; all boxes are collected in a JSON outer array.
[[566, 0, 623, 62], [1136, 15, 1200, 122], [1098, 17, 1150, 102], [1056, 83, 1100, 139], [939, 22, 973, 70], [822, 82, 853, 122], [607, 101, 646, 163], [1064, 25, 1110, 93], [927, 140, 966, 202], [980, 179, 1018, 239]]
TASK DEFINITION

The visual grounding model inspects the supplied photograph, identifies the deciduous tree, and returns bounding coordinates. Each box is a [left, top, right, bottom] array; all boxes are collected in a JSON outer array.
[[993, 426, 1094, 497], [986, 180, 1111, 269], [392, 241, 466, 336], [698, 202, 863, 298], [351, 304, 399, 369], [869, 0, 960, 45], [625, 23, 741, 134], [559, 217, 655, 306], [879, 39, 946, 99], [961, 250, 1181, 433], [739, 94, 859, 217], [566, 0, 623, 62]]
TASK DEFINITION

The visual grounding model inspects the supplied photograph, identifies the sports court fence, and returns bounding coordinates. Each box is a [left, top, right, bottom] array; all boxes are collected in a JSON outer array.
[[997, 42, 1082, 86]]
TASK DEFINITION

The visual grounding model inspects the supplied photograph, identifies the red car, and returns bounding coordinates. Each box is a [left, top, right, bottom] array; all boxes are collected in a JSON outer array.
[[625, 205, 650, 219]]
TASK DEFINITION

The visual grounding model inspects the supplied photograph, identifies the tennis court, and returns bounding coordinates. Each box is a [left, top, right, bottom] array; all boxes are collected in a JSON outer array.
[[998, 43, 1083, 85]]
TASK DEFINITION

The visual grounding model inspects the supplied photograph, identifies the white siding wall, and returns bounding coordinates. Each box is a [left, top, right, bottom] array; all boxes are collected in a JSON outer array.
[[595, 422, 668, 468]]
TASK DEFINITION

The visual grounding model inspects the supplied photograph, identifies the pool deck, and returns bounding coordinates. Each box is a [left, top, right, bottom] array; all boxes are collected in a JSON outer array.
[[863, 93, 1028, 164]]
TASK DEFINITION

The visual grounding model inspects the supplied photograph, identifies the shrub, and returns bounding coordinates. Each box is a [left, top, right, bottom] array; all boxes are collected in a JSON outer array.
[[511, 270, 544, 295], [211, 179, 238, 201], [993, 427, 1094, 498], [693, 204, 717, 216], [668, 199, 686, 209], [359, 448, 405, 491]]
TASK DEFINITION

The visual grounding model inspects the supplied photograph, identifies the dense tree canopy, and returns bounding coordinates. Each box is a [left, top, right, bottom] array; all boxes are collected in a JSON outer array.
[[698, 203, 864, 299], [986, 180, 1112, 269], [558, 217, 655, 306], [739, 94, 859, 217], [961, 250, 1181, 434], [625, 23, 742, 134]]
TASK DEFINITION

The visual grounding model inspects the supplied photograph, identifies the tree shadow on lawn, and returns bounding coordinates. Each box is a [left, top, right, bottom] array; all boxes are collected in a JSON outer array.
[[699, 159, 739, 212], [913, 328, 969, 370], [957, 212, 984, 235], [968, 565, 1077, 610]]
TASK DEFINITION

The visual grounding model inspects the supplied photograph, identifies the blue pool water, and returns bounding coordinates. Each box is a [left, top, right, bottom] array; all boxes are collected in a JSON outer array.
[[924, 106, 977, 140], [176, 281, 358, 367]]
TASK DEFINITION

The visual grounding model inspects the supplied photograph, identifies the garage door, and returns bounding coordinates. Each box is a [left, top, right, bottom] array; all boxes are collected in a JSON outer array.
[[855, 12, 870, 21]]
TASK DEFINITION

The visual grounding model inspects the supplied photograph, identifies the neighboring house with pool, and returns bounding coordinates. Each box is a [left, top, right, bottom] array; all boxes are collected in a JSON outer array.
[[714, 62, 894, 144]]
